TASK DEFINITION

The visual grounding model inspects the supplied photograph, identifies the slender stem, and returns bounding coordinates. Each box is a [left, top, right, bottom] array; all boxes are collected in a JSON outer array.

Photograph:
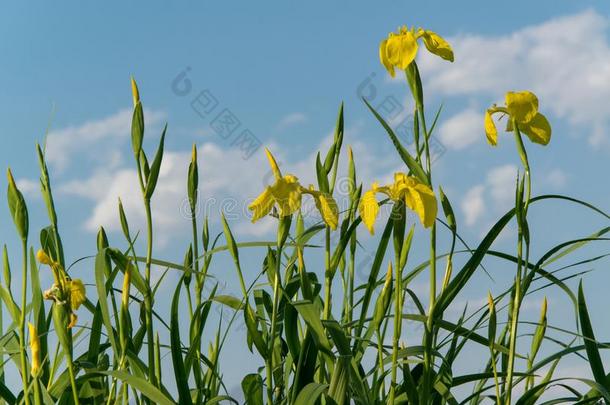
[[190, 210, 205, 396], [376, 329, 386, 396], [66, 353, 80, 404], [267, 244, 283, 405], [323, 228, 332, 320], [505, 127, 532, 404], [347, 247, 355, 336], [143, 201, 156, 388], [191, 213, 200, 305], [33, 378, 42, 405], [418, 92, 438, 404], [505, 236, 523, 405], [390, 258, 401, 398], [19, 239, 31, 405]]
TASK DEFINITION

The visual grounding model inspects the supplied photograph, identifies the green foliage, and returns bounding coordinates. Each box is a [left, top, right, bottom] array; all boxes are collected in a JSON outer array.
[[1, 62, 609, 405]]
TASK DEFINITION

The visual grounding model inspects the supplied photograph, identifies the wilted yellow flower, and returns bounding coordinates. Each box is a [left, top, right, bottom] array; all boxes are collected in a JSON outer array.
[[379, 26, 454, 77], [359, 173, 437, 234], [68, 313, 78, 329], [28, 322, 41, 377], [486, 90, 551, 146], [36, 249, 53, 266], [249, 149, 339, 229], [67, 279, 86, 311]]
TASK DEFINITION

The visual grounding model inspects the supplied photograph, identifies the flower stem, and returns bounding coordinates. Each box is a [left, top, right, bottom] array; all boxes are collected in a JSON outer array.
[[19, 239, 31, 405], [505, 127, 532, 404], [267, 243, 283, 404], [143, 201, 156, 390]]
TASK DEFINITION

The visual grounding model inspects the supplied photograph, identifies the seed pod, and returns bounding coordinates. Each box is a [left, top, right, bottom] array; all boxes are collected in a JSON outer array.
[[6, 168, 29, 241], [183, 244, 193, 286], [188, 143, 198, 213], [118, 198, 130, 240]]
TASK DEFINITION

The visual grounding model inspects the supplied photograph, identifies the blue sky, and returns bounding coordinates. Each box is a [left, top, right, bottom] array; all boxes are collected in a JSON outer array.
[[2, 0, 610, 397]]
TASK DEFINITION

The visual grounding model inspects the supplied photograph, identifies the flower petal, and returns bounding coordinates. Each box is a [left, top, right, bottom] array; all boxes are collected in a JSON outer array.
[[313, 192, 339, 230], [421, 30, 454, 62], [386, 31, 418, 70], [519, 113, 552, 145], [68, 279, 86, 311], [249, 187, 275, 222], [68, 313, 78, 329], [485, 110, 498, 146], [505, 91, 538, 123], [379, 39, 396, 78], [264, 148, 282, 180], [404, 183, 437, 228], [270, 175, 302, 217], [359, 189, 380, 234]]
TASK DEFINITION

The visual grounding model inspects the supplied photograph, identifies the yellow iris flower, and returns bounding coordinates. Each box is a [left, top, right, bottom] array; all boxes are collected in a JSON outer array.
[[379, 26, 454, 77], [359, 173, 437, 234], [28, 322, 41, 377], [485, 91, 552, 146], [249, 149, 339, 229]]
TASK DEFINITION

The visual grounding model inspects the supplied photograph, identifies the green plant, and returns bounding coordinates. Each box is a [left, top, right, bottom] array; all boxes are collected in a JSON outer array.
[[0, 23, 608, 405]]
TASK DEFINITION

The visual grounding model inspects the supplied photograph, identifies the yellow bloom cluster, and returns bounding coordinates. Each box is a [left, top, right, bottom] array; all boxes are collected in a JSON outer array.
[[485, 91, 552, 146], [37, 249, 86, 329], [249, 149, 339, 229], [379, 26, 454, 77], [359, 173, 437, 234]]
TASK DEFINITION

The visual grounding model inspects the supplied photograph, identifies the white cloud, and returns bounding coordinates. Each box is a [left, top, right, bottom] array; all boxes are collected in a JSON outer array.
[[45, 108, 165, 172], [438, 108, 483, 150], [16, 178, 39, 198], [486, 164, 518, 210], [55, 109, 398, 245], [275, 112, 307, 131], [60, 144, 273, 244], [461, 164, 518, 227], [418, 9, 610, 146], [461, 185, 485, 226]]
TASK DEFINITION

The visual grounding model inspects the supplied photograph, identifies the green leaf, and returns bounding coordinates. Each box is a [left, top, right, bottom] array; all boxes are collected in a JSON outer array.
[[578, 281, 609, 390], [97, 370, 175, 405], [241, 373, 263, 405], [316, 153, 330, 194], [292, 301, 332, 355], [322, 320, 351, 356], [438, 186, 456, 232], [212, 295, 243, 310], [328, 356, 349, 405], [94, 249, 118, 354], [294, 383, 328, 405], [362, 98, 428, 185], [0, 286, 19, 324], [144, 124, 167, 199], [170, 277, 193, 405]]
